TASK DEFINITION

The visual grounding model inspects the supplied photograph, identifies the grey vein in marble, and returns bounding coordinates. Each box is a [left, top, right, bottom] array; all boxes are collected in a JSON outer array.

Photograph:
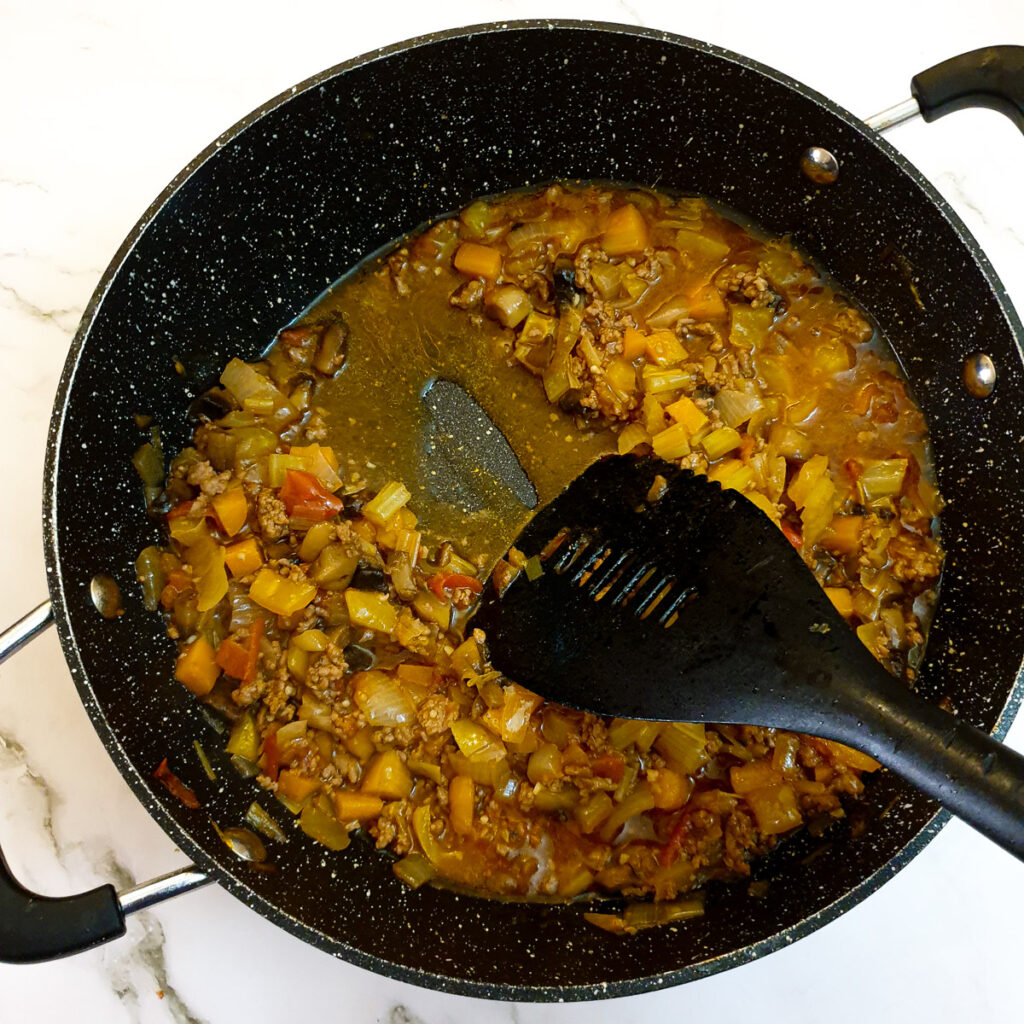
[[0, 281, 82, 331]]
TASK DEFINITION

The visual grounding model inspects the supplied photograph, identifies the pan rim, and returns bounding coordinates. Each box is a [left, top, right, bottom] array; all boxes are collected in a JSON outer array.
[[41, 17, 1024, 1001]]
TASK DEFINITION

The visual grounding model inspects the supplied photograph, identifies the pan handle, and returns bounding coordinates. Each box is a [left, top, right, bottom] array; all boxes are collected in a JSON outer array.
[[867, 46, 1024, 133], [0, 603, 212, 962]]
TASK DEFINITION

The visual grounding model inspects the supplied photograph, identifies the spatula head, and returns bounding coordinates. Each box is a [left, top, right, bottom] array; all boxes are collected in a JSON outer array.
[[472, 456, 880, 732]]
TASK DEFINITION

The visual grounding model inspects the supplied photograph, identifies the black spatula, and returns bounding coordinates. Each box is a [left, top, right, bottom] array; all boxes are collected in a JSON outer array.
[[472, 455, 1024, 860]]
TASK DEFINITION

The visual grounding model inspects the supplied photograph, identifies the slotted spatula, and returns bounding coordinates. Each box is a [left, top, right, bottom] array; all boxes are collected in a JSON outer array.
[[472, 455, 1024, 860]]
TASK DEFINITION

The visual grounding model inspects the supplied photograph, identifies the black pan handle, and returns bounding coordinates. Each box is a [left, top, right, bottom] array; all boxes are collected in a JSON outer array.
[[912, 45, 1024, 132], [0, 852, 125, 963], [827, 661, 1024, 860], [0, 602, 210, 961]]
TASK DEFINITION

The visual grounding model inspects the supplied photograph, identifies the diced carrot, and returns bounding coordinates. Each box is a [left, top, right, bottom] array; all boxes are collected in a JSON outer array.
[[810, 737, 881, 773], [333, 791, 384, 821], [664, 395, 708, 435], [591, 753, 625, 783], [821, 515, 863, 555], [685, 285, 727, 320], [215, 636, 250, 679], [648, 768, 689, 811], [621, 326, 647, 361], [453, 242, 502, 281], [210, 487, 248, 536], [224, 536, 264, 577], [602, 204, 650, 256], [449, 774, 475, 835], [174, 637, 219, 696]]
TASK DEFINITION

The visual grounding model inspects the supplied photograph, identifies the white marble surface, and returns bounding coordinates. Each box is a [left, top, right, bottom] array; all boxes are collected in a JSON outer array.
[[1, 1, 1022, 1020]]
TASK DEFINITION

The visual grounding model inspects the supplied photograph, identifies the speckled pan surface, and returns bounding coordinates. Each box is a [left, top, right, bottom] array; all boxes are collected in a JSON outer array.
[[41, 20, 1024, 1001]]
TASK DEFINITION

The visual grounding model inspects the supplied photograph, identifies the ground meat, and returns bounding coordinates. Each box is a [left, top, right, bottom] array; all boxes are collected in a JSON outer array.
[[307, 643, 348, 693], [186, 459, 232, 496], [256, 489, 289, 540], [450, 279, 484, 310], [888, 530, 944, 583], [395, 607, 434, 655], [717, 264, 777, 308], [416, 694, 459, 736]]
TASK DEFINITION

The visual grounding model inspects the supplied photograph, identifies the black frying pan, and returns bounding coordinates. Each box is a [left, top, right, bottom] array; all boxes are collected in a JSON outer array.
[[2, 22, 1023, 1001]]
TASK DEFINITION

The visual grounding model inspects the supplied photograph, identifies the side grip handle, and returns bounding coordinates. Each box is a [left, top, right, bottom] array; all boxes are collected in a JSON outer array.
[[0, 846, 125, 963], [912, 45, 1024, 133]]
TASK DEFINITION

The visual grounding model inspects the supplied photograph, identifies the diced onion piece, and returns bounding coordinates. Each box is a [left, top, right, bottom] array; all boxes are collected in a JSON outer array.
[[599, 784, 656, 842], [249, 567, 317, 616], [345, 590, 398, 633], [527, 742, 562, 785], [714, 388, 763, 429], [730, 759, 784, 794], [352, 670, 415, 726]]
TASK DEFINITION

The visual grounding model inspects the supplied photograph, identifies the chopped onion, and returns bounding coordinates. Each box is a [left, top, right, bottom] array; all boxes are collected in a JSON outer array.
[[352, 670, 415, 726]]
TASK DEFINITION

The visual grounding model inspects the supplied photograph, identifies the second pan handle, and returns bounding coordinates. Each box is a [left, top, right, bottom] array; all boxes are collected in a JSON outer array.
[[912, 45, 1024, 133]]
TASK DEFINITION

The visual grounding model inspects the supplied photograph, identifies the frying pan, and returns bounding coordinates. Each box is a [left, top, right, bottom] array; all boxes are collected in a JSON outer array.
[[1, 21, 1023, 1001]]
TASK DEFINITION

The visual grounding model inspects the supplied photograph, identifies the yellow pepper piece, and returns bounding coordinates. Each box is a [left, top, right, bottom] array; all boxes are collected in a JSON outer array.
[[211, 486, 248, 537], [277, 769, 321, 803], [345, 589, 398, 632], [664, 395, 708, 435], [175, 637, 219, 696], [644, 330, 687, 367], [825, 587, 855, 618], [224, 537, 264, 578], [249, 567, 317, 615]]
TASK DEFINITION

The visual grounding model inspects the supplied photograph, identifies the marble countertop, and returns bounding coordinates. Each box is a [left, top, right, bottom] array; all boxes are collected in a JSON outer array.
[[1, 1, 1022, 1020]]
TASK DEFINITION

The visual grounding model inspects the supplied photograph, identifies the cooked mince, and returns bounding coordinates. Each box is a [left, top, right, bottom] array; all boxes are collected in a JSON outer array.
[[136, 185, 942, 925]]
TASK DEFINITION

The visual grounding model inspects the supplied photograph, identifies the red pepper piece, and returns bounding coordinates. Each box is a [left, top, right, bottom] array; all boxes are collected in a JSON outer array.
[[153, 758, 200, 809], [243, 616, 264, 685], [427, 572, 484, 600], [261, 731, 280, 781], [780, 520, 803, 551], [279, 469, 344, 522], [659, 813, 692, 868]]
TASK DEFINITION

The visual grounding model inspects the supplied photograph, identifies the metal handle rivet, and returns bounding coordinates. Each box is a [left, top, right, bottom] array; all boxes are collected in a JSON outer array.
[[800, 147, 839, 185], [963, 352, 996, 398]]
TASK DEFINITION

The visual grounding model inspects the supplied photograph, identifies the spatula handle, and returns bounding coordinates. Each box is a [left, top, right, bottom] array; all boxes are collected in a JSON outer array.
[[839, 681, 1024, 860]]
